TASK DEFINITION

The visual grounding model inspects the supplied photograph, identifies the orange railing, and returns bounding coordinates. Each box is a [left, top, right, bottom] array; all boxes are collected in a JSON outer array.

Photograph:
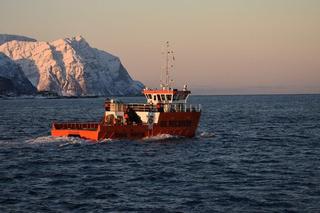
[[52, 122, 100, 130]]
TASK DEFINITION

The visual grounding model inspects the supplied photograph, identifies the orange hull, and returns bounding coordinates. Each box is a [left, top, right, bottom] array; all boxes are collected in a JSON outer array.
[[51, 112, 201, 141]]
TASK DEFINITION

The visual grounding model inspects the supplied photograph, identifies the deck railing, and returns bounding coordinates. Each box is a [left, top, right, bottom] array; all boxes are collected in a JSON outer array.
[[106, 102, 201, 113], [53, 122, 100, 130]]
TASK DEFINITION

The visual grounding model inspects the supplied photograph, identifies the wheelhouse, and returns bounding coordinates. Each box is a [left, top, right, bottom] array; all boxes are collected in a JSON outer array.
[[143, 87, 191, 105]]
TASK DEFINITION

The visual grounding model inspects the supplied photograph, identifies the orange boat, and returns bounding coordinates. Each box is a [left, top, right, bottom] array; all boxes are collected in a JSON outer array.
[[51, 42, 201, 141]]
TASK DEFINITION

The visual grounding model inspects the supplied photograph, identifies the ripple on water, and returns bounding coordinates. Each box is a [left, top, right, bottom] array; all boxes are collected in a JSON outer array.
[[0, 95, 319, 212]]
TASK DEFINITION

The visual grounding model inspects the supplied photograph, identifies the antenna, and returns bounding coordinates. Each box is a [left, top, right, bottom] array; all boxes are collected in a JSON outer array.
[[161, 41, 175, 90]]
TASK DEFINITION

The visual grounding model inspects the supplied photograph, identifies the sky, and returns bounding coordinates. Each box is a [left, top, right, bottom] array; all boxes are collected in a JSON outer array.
[[1, 0, 319, 95]]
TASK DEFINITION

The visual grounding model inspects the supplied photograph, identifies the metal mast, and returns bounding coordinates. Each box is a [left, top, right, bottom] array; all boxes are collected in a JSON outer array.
[[162, 41, 174, 90], [165, 41, 169, 89]]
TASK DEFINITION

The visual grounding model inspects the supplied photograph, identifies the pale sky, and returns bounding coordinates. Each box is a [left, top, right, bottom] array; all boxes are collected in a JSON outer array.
[[1, 0, 319, 94]]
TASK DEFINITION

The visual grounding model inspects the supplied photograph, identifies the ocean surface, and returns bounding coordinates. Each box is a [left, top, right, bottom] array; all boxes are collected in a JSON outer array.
[[0, 95, 319, 212]]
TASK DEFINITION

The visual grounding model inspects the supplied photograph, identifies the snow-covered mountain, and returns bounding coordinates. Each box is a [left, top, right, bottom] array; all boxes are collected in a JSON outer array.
[[0, 35, 143, 96], [0, 34, 36, 46], [0, 53, 36, 95]]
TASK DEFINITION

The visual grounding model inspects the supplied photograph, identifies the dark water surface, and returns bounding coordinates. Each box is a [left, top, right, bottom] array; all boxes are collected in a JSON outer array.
[[0, 95, 319, 212]]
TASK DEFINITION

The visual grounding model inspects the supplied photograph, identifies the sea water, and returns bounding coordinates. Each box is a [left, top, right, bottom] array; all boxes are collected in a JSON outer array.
[[0, 95, 319, 212]]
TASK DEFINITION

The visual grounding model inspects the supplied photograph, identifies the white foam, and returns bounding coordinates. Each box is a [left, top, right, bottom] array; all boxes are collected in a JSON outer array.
[[199, 131, 216, 138], [97, 138, 115, 143], [142, 134, 183, 142], [26, 136, 91, 145], [25, 136, 116, 146]]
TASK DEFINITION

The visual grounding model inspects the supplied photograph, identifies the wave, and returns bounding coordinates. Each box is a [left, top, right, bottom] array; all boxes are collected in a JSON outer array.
[[142, 134, 183, 142], [24, 132, 213, 146], [198, 131, 216, 138], [25, 136, 116, 146], [26, 136, 91, 145], [97, 138, 115, 144]]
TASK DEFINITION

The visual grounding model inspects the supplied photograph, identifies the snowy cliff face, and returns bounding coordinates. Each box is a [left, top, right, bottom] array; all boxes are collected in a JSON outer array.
[[0, 53, 36, 95], [0, 34, 37, 45], [0, 35, 143, 96]]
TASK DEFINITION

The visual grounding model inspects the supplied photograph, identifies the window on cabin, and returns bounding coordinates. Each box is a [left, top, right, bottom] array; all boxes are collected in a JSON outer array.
[[166, 95, 172, 101], [153, 95, 156, 100], [161, 94, 166, 101], [157, 95, 161, 101]]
